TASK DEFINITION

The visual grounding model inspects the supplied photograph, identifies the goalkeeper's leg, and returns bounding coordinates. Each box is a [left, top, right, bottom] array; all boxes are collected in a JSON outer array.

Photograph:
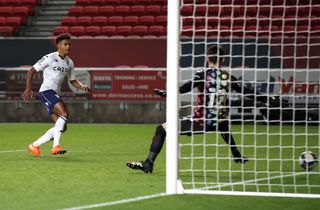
[[127, 123, 166, 174], [218, 120, 248, 164]]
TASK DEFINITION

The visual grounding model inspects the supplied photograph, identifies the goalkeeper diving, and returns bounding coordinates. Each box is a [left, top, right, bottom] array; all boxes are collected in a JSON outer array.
[[127, 45, 285, 174]]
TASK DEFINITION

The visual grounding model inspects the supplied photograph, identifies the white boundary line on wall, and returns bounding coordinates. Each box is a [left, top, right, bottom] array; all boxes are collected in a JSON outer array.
[[60, 193, 167, 210]]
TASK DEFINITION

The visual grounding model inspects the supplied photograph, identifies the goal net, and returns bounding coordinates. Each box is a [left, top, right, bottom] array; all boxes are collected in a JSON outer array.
[[166, 0, 320, 197]]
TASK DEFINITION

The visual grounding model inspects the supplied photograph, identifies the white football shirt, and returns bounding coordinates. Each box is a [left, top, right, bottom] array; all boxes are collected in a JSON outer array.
[[33, 51, 76, 93]]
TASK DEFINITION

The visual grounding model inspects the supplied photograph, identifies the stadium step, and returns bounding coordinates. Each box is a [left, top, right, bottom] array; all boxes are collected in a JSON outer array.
[[20, 0, 75, 37]]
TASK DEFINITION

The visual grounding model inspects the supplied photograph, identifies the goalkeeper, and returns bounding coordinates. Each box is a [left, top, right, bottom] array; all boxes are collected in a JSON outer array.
[[127, 45, 277, 174]]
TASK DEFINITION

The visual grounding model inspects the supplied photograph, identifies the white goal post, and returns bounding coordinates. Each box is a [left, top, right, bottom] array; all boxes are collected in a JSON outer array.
[[166, 0, 320, 198]]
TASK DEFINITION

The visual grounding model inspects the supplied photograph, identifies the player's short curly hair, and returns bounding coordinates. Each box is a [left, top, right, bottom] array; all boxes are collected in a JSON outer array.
[[206, 45, 224, 64], [56, 33, 71, 44]]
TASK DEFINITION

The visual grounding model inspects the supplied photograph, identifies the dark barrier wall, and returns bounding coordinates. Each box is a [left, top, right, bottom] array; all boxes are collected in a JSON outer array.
[[0, 38, 167, 68], [0, 38, 319, 68]]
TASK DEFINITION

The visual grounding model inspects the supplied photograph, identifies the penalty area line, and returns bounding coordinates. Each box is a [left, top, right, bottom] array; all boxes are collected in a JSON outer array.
[[60, 192, 167, 210]]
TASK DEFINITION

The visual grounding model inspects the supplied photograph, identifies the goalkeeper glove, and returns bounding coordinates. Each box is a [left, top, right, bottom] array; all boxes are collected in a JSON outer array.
[[154, 89, 167, 97], [269, 95, 289, 107]]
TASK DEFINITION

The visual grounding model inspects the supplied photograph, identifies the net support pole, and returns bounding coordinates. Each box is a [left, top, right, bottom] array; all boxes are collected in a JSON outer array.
[[166, 0, 180, 195]]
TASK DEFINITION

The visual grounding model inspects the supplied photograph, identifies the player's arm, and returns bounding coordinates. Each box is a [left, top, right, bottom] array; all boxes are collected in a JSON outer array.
[[230, 75, 267, 103], [179, 70, 203, 94], [22, 67, 36, 103], [70, 80, 91, 92]]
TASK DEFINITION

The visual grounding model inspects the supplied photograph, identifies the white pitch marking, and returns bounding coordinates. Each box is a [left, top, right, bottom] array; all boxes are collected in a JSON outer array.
[[60, 192, 167, 210]]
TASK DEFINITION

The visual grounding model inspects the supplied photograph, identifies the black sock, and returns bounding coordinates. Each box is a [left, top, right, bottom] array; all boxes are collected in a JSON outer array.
[[147, 125, 166, 162], [218, 121, 241, 158]]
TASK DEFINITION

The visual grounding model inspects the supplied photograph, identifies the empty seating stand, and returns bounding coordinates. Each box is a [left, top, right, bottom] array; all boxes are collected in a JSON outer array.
[[54, 0, 320, 38], [55, 0, 168, 37], [0, 0, 37, 36]]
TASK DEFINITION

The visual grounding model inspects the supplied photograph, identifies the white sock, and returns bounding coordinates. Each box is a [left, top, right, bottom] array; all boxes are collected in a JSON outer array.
[[53, 116, 67, 147], [33, 127, 55, 146]]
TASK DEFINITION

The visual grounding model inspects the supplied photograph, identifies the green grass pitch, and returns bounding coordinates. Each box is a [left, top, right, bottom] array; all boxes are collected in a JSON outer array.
[[0, 123, 319, 210]]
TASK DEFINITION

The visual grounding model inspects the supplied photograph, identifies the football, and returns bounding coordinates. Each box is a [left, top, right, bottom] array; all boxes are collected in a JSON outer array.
[[299, 151, 318, 171]]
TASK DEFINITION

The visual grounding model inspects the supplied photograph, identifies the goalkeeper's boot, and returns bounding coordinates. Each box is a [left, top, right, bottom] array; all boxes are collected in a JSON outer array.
[[51, 145, 67, 155], [126, 159, 153, 174], [234, 156, 249, 164], [28, 144, 42, 157]]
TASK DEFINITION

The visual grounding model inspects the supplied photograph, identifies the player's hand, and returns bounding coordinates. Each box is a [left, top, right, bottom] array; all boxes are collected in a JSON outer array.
[[22, 89, 33, 103], [154, 89, 166, 97]]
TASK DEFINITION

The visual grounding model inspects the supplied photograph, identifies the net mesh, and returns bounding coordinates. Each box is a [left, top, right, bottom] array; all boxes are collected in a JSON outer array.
[[178, 0, 320, 196]]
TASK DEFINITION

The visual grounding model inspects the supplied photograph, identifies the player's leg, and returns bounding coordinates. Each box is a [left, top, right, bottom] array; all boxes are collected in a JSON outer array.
[[28, 91, 59, 157], [218, 120, 248, 164], [127, 123, 166, 174], [51, 102, 69, 155]]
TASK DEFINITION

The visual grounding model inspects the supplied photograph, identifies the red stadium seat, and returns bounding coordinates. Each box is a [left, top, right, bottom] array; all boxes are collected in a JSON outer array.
[[14, 6, 30, 16], [232, 18, 245, 26], [130, 5, 145, 16], [272, 7, 284, 16], [6, 16, 23, 26], [114, 5, 130, 16], [245, 25, 259, 37], [207, 17, 218, 27], [181, 25, 193, 37], [0, 16, 4, 25], [285, 7, 297, 17], [0, 26, 14, 36], [121, 0, 136, 5], [311, 5, 320, 16], [271, 16, 283, 27], [92, 16, 107, 26], [76, 0, 89, 6], [139, 15, 154, 26], [195, 6, 206, 16], [220, 17, 231, 27], [6, 0, 20, 5], [69, 26, 85, 36], [221, 6, 233, 16], [136, 0, 150, 5], [69, 6, 83, 16], [245, 6, 257, 17], [91, 0, 104, 5], [148, 25, 165, 36], [259, 6, 271, 17], [85, 26, 100, 36], [182, 17, 204, 27], [105, 0, 120, 5], [161, 5, 167, 15], [0, 0, 5, 6], [108, 16, 123, 25], [54, 26, 69, 35], [61, 17, 77, 26], [117, 25, 132, 36], [155, 15, 166, 26], [297, 25, 310, 37], [0, 6, 13, 16], [123, 16, 139, 26], [152, 0, 167, 5], [83, 6, 98, 16], [312, 25, 320, 36], [99, 6, 114, 16], [208, 6, 219, 16], [132, 25, 148, 36], [284, 16, 296, 27], [77, 16, 92, 26], [181, 6, 193, 16], [20, 0, 37, 6], [101, 26, 116, 36], [231, 25, 244, 37], [145, 5, 160, 16]]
